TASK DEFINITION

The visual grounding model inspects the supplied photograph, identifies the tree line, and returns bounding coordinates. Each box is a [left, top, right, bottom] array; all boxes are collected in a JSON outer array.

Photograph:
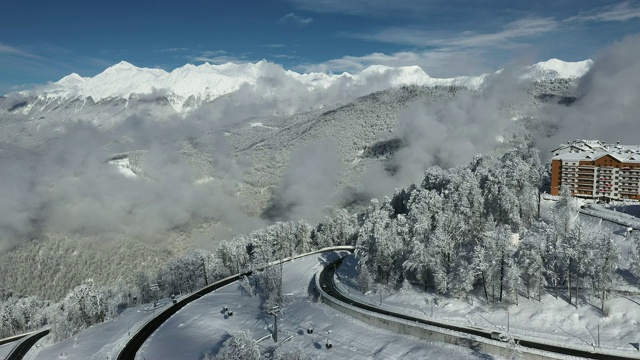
[[1, 135, 630, 348], [0, 209, 357, 342], [354, 137, 625, 315]]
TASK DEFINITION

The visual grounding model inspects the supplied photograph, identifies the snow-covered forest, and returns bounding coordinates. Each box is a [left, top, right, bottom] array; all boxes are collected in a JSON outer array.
[[0, 213, 355, 342], [354, 138, 623, 313], [1, 133, 636, 350]]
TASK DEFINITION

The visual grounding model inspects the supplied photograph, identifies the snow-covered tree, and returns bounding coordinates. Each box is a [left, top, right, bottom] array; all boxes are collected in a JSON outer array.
[[476, 223, 519, 303], [133, 271, 155, 305], [274, 346, 319, 360], [355, 198, 397, 284], [565, 219, 599, 307], [518, 231, 546, 301], [591, 230, 619, 313], [312, 208, 356, 248], [632, 232, 640, 276], [553, 185, 579, 238], [0, 295, 48, 338], [50, 280, 122, 341], [211, 331, 262, 360], [217, 235, 251, 275]]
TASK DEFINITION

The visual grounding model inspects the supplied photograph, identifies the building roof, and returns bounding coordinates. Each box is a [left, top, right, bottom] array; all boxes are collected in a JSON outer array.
[[552, 139, 640, 164]]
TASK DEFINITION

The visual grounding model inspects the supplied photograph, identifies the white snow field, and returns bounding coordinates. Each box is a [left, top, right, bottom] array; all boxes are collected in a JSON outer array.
[[24, 303, 161, 360], [137, 250, 487, 360], [0, 342, 15, 358], [18, 250, 487, 359], [333, 211, 640, 359]]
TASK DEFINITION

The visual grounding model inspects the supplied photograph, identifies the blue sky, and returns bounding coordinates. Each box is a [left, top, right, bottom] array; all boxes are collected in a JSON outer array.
[[1, 0, 639, 94]]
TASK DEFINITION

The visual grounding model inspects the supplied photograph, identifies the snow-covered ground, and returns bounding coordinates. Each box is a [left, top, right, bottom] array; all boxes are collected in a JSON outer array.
[[0, 341, 15, 358], [333, 195, 640, 358], [542, 193, 640, 230], [108, 157, 138, 178], [23, 302, 161, 360], [336, 254, 640, 353], [138, 250, 488, 359], [17, 251, 489, 360], [21, 216, 640, 359]]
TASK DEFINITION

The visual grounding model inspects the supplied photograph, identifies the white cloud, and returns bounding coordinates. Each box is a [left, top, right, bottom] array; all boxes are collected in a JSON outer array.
[[323, 15, 563, 77], [278, 13, 313, 26], [158, 47, 191, 52], [191, 55, 244, 64], [347, 17, 558, 49], [302, 49, 492, 77], [283, 0, 424, 16], [272, 54, 299, 59], [0, 43, 39, 58], [567, 1, 640, 23], [188, 50, 251, 64]]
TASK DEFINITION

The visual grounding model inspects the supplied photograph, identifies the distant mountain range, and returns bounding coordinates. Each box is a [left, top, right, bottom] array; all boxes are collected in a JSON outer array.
[[2, 58, 593, 114]]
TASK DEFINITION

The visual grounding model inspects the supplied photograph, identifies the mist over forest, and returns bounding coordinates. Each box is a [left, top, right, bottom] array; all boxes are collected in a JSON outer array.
[[0, 34, 639, 307]]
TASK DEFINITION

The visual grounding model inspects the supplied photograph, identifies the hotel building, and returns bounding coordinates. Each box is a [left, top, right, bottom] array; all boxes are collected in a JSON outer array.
[[550, 140, 640, 200]]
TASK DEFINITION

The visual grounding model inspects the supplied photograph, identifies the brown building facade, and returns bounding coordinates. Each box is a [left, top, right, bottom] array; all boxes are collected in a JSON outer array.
[[550, 140, 640, 200]]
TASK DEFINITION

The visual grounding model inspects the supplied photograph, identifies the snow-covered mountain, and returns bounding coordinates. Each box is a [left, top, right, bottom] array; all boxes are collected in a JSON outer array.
[[9, 58, 591, 114], [519, 58, 593, 80]]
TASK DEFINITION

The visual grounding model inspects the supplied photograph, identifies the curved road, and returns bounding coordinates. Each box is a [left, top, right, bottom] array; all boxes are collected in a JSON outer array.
[[117, 246, 355, 360], [116, 272, 251, 360], [319, 257, 640, 360], [4, 329, 49, 360]]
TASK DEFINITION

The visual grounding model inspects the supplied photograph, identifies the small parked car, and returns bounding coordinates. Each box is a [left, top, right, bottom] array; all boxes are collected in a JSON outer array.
[[491, 332, 509, 342]]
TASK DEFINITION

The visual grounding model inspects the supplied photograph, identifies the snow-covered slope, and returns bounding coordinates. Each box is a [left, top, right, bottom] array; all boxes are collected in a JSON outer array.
[[520, 58, 593, 80], [26, 60, 486, 112], [7, 59, 593, 113], [16, 58, 590, 114]]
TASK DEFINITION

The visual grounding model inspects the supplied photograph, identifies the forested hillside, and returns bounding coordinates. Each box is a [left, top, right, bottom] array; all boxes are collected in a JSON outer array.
[[0, 77, 583, 343], [3, 131, 634, 346]]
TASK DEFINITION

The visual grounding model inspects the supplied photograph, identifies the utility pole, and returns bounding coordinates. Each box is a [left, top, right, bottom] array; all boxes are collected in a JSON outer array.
[[538, 191, 542, 219], [150, 283, 160, 308], [201, 256, 209, 286], [273, 313, 278, 342], [269, 306, 280, 342]]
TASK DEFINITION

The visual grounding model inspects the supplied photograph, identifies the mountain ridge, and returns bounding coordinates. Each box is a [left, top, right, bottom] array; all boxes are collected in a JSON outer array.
[[10, 58, 592, 113]]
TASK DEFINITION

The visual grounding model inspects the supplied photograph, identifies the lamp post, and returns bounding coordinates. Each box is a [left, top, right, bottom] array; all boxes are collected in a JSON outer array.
[[268, 306, 280, 342]]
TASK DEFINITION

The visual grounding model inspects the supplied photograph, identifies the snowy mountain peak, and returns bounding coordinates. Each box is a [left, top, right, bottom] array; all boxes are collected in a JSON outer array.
[[112, 60, 137, 69], [522, 58, 593, 80], [16, 58, 592, 113], [55, 73, 86, 86]]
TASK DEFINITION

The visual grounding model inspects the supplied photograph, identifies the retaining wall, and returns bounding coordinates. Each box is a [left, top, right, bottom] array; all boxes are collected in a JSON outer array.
[[315, 267, 569, 360]]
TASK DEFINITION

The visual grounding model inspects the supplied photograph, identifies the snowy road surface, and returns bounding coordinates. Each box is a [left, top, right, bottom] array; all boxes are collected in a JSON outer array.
[[24, 303, 159, 360], [138, 250, 489, 359], [0, 342, 15, 359]]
